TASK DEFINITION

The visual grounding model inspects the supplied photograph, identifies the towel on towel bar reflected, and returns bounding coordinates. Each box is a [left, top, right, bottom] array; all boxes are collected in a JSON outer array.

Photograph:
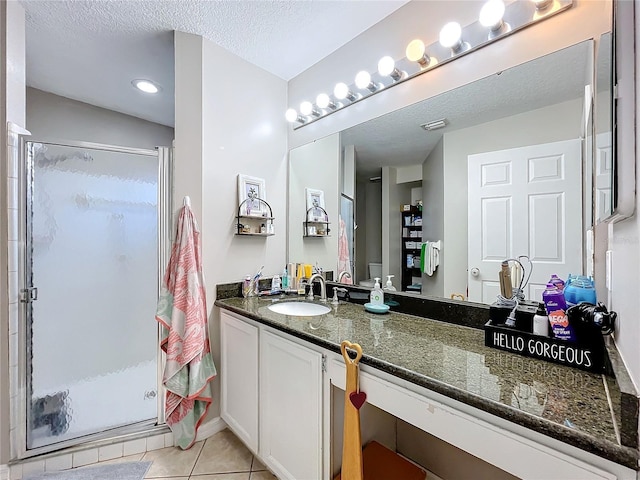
[[420, 241, 441, 276]]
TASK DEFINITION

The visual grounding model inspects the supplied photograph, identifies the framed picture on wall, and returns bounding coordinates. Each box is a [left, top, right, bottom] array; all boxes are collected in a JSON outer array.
[[238, 174, 267, 216], [305, 188, 326, 221]]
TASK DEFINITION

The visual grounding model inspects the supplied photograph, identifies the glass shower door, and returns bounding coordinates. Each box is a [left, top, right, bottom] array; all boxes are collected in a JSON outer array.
[[25, 141, 160, 450]]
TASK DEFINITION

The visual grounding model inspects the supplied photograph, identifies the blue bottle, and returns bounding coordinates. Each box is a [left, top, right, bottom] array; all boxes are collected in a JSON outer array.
[[563, 275, 578, 307], [543, 283, 576, 342], [572, 275, 597, 305]]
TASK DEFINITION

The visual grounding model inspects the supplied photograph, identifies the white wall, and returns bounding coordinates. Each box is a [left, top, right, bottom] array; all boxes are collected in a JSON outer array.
[[422, 138, 444, 297], [288, 134, 340, 270], [396, 164, 422, 184], [383, 167, 414, 287], [1, 0, 26, 463], [174, 32, 288, 423], [26, 88, 174, 149], [355, 179, 382, 282], [442, 97, 583, 298], [342, 144, 355, 199]]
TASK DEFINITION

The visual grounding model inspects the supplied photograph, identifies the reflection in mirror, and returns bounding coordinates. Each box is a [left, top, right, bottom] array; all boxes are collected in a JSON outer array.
[[595, 32, 613, 224], [339, 194, 355, 283], [290, 40, 604, 307], [351, 40, 594, 305]]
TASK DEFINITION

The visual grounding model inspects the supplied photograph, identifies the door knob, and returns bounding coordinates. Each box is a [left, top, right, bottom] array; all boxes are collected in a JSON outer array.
[[470, 268, 480, 277]]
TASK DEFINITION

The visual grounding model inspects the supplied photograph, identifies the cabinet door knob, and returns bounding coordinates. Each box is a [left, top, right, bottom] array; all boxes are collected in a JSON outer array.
[[470, 267, 480, 277]]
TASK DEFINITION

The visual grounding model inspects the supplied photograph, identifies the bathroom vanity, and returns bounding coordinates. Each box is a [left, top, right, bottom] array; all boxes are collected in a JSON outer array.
[[215, 289, 638, 480]]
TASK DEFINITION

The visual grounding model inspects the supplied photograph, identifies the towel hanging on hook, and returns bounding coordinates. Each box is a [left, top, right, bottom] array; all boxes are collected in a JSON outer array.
[[183, 196, 191, 207]]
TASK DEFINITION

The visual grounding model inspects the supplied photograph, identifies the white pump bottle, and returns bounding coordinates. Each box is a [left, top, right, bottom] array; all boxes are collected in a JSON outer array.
[[370, 278, 384, 305], [384, 275, 396, 291]]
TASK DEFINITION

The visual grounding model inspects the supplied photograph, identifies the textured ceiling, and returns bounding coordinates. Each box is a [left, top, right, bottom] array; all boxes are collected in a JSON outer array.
[[342, 40, 592, 179], [20, 0, 409, 127]]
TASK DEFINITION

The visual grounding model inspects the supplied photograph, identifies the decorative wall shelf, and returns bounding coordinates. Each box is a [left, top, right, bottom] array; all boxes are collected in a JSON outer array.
[[303, 206, 331, 237], [236, 197, 274, 236]]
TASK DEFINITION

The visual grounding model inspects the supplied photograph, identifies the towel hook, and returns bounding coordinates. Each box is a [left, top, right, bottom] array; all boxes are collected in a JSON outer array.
[[183, 196, 191, 207]]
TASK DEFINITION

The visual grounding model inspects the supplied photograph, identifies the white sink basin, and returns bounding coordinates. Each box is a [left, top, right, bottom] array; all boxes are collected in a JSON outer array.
[[268, 302, 331, 317]]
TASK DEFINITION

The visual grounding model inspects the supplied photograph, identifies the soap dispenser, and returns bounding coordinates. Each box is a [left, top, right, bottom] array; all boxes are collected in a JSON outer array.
[[370, 278, 384, 305], [384, 275, 397, 291]]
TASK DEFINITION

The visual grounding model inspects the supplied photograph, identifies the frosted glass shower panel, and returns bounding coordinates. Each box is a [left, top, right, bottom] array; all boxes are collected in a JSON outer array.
[[27, 142, 159, 449]]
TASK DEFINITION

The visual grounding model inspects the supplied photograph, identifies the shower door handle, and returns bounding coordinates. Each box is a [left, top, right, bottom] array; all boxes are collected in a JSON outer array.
[[20, 287, 38, 303]]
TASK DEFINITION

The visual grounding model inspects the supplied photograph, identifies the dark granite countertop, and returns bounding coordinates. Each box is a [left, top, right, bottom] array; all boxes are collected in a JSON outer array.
[[215, 294, 639, 470]]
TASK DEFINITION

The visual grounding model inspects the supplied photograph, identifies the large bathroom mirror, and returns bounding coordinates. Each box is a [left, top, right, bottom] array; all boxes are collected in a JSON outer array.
[[594, 31, 613, 224], [289, 38, 608, 306]]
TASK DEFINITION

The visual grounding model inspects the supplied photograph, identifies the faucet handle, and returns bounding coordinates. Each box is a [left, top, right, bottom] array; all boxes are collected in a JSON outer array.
[[332, 287, 348, 305], [331, 287, 339, 305]]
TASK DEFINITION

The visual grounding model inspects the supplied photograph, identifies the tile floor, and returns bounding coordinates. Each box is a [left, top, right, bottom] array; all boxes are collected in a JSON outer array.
[[102, 429, 276, 480]]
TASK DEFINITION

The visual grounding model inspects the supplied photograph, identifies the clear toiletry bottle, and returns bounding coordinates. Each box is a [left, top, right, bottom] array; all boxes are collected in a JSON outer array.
[[533, 303, 549, 337], [384, 275, 396, 291], [370, 278, 384, 306], [242, 275, 252, 298], [271, 274, 281, 292]]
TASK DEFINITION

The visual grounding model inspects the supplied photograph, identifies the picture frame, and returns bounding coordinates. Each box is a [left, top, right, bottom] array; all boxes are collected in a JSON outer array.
[[305, 188, 326, 221], [238, 174, 267, 216]]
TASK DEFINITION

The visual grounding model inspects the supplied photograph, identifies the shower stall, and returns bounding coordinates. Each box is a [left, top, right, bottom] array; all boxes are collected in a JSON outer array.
[[17, 140, 171, 456]]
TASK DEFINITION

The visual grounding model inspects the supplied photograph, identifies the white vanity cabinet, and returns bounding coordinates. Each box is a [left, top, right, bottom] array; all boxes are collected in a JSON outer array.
[[220, 310, 324, 480], [219, 307, 637, 480], [220, 311, 259, 452], [259, 330, 323, 480]]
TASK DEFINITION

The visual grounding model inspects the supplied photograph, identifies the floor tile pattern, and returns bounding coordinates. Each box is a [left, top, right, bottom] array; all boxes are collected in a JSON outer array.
[[141, 429, 276, 480]]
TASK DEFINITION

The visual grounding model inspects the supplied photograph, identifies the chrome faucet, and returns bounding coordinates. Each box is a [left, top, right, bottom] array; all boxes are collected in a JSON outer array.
[[307, 273, 327, 302], [337, 271, 352, 283]]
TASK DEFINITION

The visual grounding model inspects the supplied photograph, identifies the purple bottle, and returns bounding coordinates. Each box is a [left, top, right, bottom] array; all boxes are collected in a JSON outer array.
[[549, 274, 565, 291], [542, 283, 576, 342]]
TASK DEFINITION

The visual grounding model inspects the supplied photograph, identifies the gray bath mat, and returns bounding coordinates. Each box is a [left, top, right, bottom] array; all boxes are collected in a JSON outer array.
[[23, 461, 151, 480]]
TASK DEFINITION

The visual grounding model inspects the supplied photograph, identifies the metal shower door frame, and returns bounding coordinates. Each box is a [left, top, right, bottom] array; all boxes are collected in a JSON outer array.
[[16, 139, 172, 459]]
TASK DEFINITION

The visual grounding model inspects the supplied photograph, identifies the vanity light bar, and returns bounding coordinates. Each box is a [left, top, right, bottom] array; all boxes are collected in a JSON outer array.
[[286, 0, 573, 129]]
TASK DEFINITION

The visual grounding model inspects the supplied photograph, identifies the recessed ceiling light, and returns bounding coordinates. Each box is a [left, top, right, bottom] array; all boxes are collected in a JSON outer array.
[[420, 119, 448, 131], [132, 79, 161, 94]]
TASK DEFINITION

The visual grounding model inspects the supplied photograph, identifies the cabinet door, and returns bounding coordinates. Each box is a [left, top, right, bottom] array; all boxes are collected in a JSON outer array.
[[260, 330, 323, 480], [220, 311, 259, 453]]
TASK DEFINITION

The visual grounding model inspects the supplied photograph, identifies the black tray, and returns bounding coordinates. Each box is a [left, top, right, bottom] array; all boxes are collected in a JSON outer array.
[[484, 320, 605, 373]]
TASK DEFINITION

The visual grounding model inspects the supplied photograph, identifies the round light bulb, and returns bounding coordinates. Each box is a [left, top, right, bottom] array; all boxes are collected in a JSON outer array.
[[334, 82, 349, 100], [533, 0, 552, 9], [377, 56, 396, 77], [132, 79, 159, 94], [406, 39, 426, 62], [479, 0, 505, 30], [300, 101, 313, 116], [355, 70, 372, 90], [439, 22, 462, 49], [316, 93, 331, 109], [285, 108, 298, 122]]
